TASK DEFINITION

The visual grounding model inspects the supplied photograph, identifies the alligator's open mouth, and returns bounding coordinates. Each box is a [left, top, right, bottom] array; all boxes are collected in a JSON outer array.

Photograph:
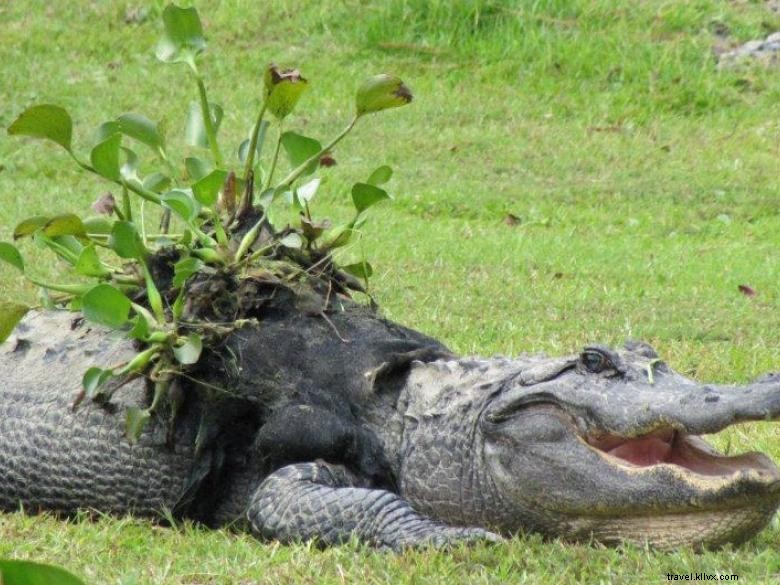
[[585, 427, 780, 480]]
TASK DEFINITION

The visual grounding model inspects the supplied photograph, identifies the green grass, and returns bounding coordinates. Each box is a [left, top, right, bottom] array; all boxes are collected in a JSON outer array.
[[1, 0, 780, 582]]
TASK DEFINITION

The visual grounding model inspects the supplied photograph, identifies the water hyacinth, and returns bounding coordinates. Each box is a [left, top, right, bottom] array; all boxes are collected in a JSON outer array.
[[264, 64, 309, 119], [355, 74, 413, 116]]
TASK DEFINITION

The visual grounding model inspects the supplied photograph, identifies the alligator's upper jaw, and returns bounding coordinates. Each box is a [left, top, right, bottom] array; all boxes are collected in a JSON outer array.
[[564, 373, 780, 483]]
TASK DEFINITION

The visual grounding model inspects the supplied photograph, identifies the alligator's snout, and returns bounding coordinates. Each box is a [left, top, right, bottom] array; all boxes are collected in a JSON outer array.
[[413, 343, 780, 550]]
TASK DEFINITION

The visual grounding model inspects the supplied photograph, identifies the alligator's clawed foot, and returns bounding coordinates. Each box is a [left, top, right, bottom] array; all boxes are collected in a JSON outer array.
[[406, 526, 506, 548]]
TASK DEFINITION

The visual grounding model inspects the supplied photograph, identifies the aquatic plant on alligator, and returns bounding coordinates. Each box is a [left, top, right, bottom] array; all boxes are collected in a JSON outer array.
[[0, 3, 412, 442]]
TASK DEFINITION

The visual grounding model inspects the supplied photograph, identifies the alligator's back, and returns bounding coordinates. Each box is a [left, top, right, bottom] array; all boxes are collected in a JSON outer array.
[[0, 311, 195, 517]]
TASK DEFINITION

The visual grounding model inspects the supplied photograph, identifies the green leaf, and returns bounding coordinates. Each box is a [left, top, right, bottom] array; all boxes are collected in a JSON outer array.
[[279, 232, 303, 249], [173, 256, 204, 288], [193, 169, 228, 206], [143, 172, 172, 193], [51, 235, 84, 259], [324, 225, 354, 250], [173, 333, 202, 365], [128, 312, 151, 340], [75, 245, 110, 277], [120, 147, 140, 182], [81, 283, 132, 329], [264, 64, 308, 119], [356, 74, 413, 115], [126, 406, 152, 443], [90, 132, 122, 181], [83, 216, 114, 235], [43, 214, 87, 238], [95, 120, 121, 143], [162, 189, 200, 222], [155, 4, 206, 67], [0, 242, 25, 272], [185, 156, 212, 181], [109, 221, 146, 259], [117, 113, 163, 150], [0, 301, 30, 343], [7, 104, 73, 152], [185, 101, 223, 149], [13, 215, 49, 240], [280, 131, 321, 177], [351, 182, 390, 214], [82, 366, 115, 398], [296, 177, 320, 206], [367, 165, 393, 186], [238, 120, 269, 163], [342, 261, 374, 280], [0, 560, 85, 585]]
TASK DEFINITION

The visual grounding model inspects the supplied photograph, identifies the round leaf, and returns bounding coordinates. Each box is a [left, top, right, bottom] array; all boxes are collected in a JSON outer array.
[[280, 131, 322, 177], [81, 283, 132, 329], [95, 120, 121, 143], [155, 4, 206, 66], [90, 133, 122, 181], [13, 215, 50, 240], [296, 177, 321, 205], [120, 147, 140, 182], [162, 189, 200, 222], [367, 165, 393, 186], [0, 301, 30, 343], [342, 261, 374, 280], [185, 156, 213, 181], [173, 333, 203, 365], [83, 216, 114, 236], [351, 182, 390, 214], [0, 560, 85, 585], [142, 172, 172, 193], [0, 242, 25, 272], [173, 256, 204, 288], [43, 214, 87, 238], [7, 104, 73, 152], [117, 113, 163, 150], [75, 245, 110, 277], [356, 74, 413, 115], [109, 221, 146, 259], [82, 366, 115, 398], [279, 232, 303, 249], [193, 169, 228, 206]]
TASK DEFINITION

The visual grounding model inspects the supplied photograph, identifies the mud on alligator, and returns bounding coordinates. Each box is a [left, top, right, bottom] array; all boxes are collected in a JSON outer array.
[[1, 294, 779, 550]]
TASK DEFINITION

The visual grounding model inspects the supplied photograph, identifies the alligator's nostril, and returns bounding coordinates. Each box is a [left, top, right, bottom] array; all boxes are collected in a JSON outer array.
[[704, 395, 720, 403]]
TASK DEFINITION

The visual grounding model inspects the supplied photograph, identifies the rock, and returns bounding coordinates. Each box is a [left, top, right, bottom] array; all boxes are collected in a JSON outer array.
[[717, 32, 780, 69]]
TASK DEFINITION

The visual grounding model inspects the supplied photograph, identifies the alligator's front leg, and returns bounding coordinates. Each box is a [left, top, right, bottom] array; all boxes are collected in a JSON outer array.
[[247, 462, 501, 550]]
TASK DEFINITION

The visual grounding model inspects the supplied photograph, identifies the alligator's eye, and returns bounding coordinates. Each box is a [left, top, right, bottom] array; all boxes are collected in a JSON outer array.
[[581, 350, 608, 373]]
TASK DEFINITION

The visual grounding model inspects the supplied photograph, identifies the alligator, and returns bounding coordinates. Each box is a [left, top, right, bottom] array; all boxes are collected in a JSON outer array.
[[1, 297, 779, 550]]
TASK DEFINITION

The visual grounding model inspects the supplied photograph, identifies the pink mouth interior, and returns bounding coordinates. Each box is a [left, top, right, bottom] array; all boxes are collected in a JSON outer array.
[[586, 428, 777, 477]]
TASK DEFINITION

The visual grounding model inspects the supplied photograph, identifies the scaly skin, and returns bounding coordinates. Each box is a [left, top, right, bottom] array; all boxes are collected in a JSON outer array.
[[1, 304, 779, 549]]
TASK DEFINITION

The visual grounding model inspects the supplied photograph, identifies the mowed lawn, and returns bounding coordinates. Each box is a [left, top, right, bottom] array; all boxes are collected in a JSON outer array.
[[1, 0, 780, 582]]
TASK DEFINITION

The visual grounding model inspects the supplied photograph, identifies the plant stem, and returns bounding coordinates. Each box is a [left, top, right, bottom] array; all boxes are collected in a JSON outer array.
[[122, 184, 133, 222], [243, 102, 267, 183], [70, 153, 162, 205], [195, 75, 223, 167], [234, 213, 267, 262], [264, 124, 283, 190], [276, 114, 359, 191]]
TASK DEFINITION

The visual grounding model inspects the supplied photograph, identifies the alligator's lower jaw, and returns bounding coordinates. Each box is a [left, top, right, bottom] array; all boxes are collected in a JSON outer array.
[[567, 498, 780, 550], [576, 427, 780, 547]]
